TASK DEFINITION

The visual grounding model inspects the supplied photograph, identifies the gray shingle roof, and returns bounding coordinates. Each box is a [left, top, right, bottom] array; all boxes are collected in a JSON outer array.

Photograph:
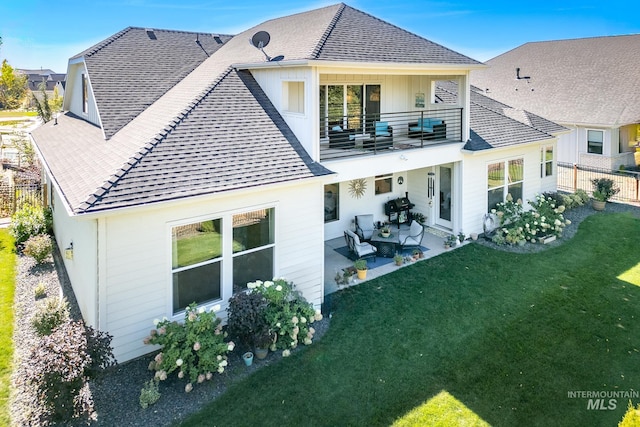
[[32, 3, 483, 215], [34, 69, 331, 214], [435, 82, 564, 151], [470, 35, 640, 126], [314, 5, 482, 65], [77, 27, 232, 139]]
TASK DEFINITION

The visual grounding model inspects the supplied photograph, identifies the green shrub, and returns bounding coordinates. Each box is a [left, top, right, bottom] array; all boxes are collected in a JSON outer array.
[[619, 401, 640, 426], [10, 204, 52, 246], [34, 282, 46, 299], [491, 194, 570, 245], [139, 379, 161, 409], [23, 234, 52, 263], [31, 297, 70, 337], [23, 320, 116, 424], [145, 304, 232, 391], [248, 278, 322, 352]]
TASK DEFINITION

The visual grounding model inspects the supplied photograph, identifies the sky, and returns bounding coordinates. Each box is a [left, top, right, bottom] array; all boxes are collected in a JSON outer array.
[[1, 0, 639, 74]]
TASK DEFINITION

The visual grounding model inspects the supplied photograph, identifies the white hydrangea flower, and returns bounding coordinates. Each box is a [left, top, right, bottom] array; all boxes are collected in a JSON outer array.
[[153, 318, 160, 326]]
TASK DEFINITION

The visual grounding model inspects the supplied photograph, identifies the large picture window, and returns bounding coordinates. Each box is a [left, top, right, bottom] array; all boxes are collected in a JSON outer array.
[[587, 130, 603, 155], [487, 158, 524, 211], [283, 81, 304, 114], [171, 219, 222, 314], [232, 208, 274, 294]]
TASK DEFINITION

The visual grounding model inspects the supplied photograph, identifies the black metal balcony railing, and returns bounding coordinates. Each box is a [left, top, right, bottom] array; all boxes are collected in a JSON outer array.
[[320, 108, 463, 161]]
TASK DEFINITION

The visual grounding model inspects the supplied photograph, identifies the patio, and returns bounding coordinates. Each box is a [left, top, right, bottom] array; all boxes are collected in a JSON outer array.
[[324, 225, 452, 295]]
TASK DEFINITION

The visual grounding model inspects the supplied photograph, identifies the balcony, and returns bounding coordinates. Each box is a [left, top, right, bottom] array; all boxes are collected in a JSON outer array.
[[319, 107, 463, 162]]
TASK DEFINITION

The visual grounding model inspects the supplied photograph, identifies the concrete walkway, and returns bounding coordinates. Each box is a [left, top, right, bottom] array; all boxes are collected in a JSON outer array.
[[0, 217, 10, 228]]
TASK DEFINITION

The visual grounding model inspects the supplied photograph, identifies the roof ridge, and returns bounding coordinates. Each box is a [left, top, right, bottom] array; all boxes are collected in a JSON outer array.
[[310, 3, 346, 59], [83, 27, 135, 57], [80, 67, 236, 212]]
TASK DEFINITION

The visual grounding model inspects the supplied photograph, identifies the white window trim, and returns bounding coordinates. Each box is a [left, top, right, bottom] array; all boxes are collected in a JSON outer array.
[[586, 129, 604, 155], [282, 80, 305, 115], [487, 157, 525, 209], [167, 203, 277, 319], [541, 145, 554, 178]]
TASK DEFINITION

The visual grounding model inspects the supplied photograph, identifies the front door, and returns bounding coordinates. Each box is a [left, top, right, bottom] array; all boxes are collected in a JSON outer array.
[[436, 165, 452, 229]]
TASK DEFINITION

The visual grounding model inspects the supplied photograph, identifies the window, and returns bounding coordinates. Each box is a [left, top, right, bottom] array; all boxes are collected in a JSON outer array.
[[541, 145, 553, 178], [283, 81, 304, 113], [587, 130, 603, 154], [374, 174, 392, 195], [171, 219, 222, 314], [232, 208, 274, 294], [319, 84, 380, 136], [324, 184, 339, 222], [82, 74, 88, 114], [487, 158, 524, 211]]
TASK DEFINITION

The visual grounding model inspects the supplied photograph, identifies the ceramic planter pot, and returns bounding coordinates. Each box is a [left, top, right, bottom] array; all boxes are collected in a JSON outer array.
[[243, 351, 253, 366], [254, 347, 269, 360], [592, 199, 606, 211]]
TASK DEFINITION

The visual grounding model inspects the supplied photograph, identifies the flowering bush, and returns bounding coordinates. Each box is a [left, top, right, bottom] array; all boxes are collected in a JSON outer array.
[[247, 278, 323, 351], [23, 233, 52, 263], [491, 193, 571, 245], [144, 304, 233, 391]]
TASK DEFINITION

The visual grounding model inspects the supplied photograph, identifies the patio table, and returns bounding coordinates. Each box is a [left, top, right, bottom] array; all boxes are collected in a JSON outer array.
[[370, 232, 400, 258]]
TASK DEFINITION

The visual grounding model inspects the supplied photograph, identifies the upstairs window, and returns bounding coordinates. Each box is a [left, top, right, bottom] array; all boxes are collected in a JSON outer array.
[[283, 81, 304, 114], [82, 74, 88, 114], [587, 130, 603, 155], [541, 145, 553, 178]]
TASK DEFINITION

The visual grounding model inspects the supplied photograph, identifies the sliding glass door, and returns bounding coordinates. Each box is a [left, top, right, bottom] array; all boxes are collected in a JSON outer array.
[[319, 84, 380, 137]]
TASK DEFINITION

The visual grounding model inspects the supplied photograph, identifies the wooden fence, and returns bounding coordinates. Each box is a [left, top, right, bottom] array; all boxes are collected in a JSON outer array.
[[557, 162, 640, 202], [0, 182, 43, 217]]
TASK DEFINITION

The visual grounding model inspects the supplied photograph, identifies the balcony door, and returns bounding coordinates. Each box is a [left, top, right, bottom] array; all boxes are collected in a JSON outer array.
[[320, 84, 380, 137]]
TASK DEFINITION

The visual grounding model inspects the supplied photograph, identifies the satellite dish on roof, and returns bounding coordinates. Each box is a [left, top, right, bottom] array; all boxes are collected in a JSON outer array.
[[249, 31, 284, 62], [251, 31, 271, 49]]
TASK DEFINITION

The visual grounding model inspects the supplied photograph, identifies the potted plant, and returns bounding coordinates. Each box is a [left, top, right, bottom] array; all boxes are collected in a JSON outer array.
[[253, 329, 272, 360], [393, 252, 403, 266], [243, 351, 254, 366], [591, 178, 619, 211], [380, 224, 391, 238], [444, 234, 457, 249], [412, 212, 426, 225], [354, 259, 368, 280], [412, 249, 422, 260], [457, 231, 466, 243]]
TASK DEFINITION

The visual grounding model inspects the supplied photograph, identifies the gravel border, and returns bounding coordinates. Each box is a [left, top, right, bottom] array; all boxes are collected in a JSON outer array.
[[10, 200, 639, 425], [10, 244, 330, 426]]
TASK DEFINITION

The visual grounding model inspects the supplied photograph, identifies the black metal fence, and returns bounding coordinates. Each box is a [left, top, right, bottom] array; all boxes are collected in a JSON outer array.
[[557, 162, 640, 202], [0, 182, 43, 217]]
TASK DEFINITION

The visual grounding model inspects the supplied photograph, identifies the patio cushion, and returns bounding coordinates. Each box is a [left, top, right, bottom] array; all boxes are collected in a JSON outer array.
[[375, 121, 389, 136]]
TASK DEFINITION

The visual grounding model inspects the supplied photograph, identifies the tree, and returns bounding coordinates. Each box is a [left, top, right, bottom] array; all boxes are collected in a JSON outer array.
[[49, 85, 63, 113], [32, 81, 52, 123], [0, 60, 27, 109]]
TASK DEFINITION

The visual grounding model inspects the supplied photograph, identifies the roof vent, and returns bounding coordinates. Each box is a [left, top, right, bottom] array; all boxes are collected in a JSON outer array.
[[145, 29, 157, 40], [213, 35, 223, 44]]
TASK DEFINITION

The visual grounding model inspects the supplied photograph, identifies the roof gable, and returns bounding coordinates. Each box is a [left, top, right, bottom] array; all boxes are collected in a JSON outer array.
[[314, 5, 482, 65], [78, 27, 232, 139], [470, 34, 640, 126], [77, 69, 330, 213]]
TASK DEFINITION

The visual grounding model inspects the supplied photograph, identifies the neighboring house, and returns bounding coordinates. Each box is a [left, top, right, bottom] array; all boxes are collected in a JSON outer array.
[[470, 35, 640, 170], [16, 69, 66, 109], [30, 3, 564, 362]]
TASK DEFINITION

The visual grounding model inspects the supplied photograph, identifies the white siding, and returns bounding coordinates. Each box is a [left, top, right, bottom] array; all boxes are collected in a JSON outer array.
[[100, 181, 324, 362], [459, 140, 558, 236], [50, 188, 99, 326], [63, 62, 100, 126]]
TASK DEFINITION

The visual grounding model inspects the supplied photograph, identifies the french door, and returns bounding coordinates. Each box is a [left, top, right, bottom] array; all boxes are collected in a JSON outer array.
[[319, 84, 380, 137], [436, 165, 453, 229]]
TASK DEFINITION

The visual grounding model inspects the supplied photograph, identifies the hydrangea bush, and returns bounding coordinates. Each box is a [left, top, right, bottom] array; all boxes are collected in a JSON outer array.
[[491, 193, 571, 245], [144, 304, 234, 392], [247, 278, 323, 353]]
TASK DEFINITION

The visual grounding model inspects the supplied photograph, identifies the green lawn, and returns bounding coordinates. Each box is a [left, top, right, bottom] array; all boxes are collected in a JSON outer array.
[[181, 212, 640, 426], [0, 230, 16, 426], [0, 111, 37, 118]]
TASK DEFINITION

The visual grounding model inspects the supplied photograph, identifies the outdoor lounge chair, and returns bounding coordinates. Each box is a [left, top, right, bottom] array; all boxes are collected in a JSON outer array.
[[344, 230, 377, 261], [355, 214, 375, 241], [399, 220, 424, 250]]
